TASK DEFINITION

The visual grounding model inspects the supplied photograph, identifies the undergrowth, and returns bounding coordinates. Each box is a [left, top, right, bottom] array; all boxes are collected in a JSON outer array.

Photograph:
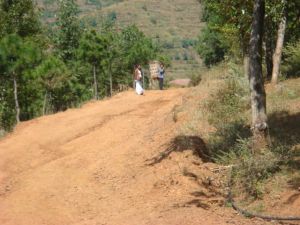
[[177, 62, 299, 200], [206, 63, 251, 161], [204, 62, 300, 200]]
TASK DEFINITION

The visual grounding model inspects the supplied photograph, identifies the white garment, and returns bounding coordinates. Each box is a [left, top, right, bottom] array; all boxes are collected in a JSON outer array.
[[135, 80, 144, 95]]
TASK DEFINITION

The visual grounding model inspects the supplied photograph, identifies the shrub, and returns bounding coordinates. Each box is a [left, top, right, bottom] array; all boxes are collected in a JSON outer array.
[[189, 73, 202, 86], [206, 63, 250, 158], [227, 139, 281, 199], [197, 26, 229, 67], [182, 39, 196, 48], [282, 40, 300, 77]]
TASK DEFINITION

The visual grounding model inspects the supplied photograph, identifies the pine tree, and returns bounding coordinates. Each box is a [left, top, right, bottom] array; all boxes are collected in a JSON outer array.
[[0, 0, 41, 38], [55, 0, 82, 62]]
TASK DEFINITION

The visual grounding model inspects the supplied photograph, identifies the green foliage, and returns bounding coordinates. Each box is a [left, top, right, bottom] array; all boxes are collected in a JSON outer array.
[[32, 56, 80, 113], [78, 30, 107, 66], [0, 34, 43, 126], [119, 25, 157, 68], [197, 27, 228, 67], [198, 0, 300, 66], [282, 40, 300, 77], [0, 1, 165, 132], [0, 0, 41, 38], [181, 39, 196, 48], [157, 54, 171, 68], [55, 0, 82, 62]]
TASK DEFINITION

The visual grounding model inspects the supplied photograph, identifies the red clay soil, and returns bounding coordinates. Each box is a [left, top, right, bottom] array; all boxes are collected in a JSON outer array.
[[0, 89, 275, 225]]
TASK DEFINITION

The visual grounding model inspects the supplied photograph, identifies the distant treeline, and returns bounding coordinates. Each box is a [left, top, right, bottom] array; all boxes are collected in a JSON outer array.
[[0, 0, 168, 131]]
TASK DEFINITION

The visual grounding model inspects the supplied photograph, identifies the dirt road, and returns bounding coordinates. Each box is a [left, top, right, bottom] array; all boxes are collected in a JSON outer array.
[[0, 89, 267, 225]]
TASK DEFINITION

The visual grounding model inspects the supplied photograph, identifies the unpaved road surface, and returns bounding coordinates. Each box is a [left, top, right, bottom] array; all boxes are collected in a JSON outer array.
[[0, 89, 268, 225]]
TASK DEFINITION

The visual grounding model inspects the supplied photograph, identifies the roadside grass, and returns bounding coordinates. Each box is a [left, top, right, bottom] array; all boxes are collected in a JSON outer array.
[[177, 62, 300, 212]]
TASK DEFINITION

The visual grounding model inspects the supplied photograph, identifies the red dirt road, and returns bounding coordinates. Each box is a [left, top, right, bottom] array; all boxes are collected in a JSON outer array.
[[0, 89, 269, 225]]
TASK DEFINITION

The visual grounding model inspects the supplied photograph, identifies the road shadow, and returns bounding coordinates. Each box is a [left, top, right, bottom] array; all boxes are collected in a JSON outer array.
[[146, 135, 210, 166]]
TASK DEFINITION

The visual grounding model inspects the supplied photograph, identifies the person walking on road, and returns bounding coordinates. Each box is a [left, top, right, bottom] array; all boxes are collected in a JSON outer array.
[[158, 63, 165, 90], [134, 64, 144, 95]]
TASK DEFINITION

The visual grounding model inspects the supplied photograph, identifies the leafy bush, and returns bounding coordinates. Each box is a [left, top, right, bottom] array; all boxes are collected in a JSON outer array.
[[181, 39, 196, 48], [197, 26, 229, 67], [282, 40, 300, 77]]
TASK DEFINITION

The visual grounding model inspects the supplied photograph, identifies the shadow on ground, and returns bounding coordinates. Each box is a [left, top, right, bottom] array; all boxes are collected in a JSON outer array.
[[269, 111, 300, 191], [146, 135, 210, 166], [269, 111, 300, 147]]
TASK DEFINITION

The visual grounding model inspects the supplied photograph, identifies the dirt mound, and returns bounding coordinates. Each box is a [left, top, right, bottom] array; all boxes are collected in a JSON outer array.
[[0, 89, 272, 225]]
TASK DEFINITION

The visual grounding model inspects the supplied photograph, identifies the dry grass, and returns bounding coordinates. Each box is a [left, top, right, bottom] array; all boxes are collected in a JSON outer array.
[[177, 64, 300, 207]]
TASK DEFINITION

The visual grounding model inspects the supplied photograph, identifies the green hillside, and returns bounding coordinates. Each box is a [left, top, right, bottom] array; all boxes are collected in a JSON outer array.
[[37, 0, 205, 79]]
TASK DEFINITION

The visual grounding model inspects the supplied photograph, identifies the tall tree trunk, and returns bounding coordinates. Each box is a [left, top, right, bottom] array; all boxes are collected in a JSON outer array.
[[271, 5, 287, 84], [264, 22, 274, 80], [13, 74, 20, 123], [249, 0, 268, 152], [93, 64, 98, 100], [109, 63, 113, 97]]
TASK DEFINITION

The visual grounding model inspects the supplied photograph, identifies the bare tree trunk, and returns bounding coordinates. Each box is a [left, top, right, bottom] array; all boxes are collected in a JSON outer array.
[[93, 64, 98, 100], [43, 91, 48, 116], [249, 0, 268, 152], [271, 6, 287, 84], [13, 75, 20, 123], [109, 63, 113, 97], [265, 25, 274, 80]]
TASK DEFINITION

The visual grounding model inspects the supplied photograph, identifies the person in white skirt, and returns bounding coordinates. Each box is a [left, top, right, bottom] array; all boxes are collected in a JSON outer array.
[[134, 64, 144, 95]]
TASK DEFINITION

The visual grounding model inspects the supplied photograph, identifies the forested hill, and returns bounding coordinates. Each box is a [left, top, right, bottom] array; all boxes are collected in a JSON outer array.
[[37, 0, 204, 79]]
